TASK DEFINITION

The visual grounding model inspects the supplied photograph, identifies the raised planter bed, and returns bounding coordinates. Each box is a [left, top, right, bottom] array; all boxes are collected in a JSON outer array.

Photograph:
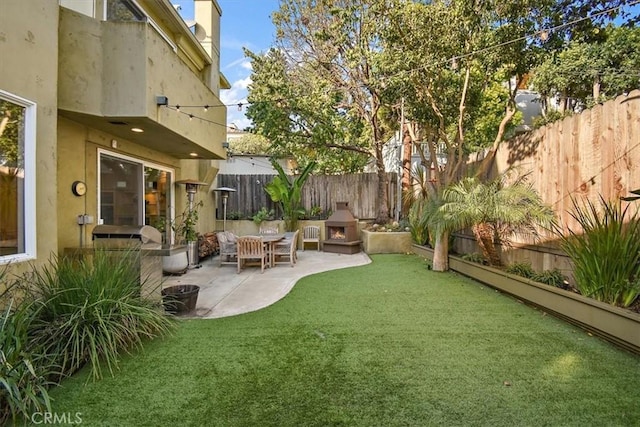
[[361, 230, 412, 254], [412, 244, 640, 355]]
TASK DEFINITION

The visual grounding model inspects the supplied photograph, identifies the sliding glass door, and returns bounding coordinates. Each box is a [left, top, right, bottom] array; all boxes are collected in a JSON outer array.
[[99, 151, 173, 239]]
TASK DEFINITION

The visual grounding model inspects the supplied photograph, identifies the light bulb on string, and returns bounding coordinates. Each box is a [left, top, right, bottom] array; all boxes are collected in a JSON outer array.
[[176, 105, 180, 113], [189, 114, 193, 121], [237, 103, 243, 111], [203, 105, 209, 112]]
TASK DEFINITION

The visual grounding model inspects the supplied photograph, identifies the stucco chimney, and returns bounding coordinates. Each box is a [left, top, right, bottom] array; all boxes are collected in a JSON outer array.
[[194, 0, 222, 91]]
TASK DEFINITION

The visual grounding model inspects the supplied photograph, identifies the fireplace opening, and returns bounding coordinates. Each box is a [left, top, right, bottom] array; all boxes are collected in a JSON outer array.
[[329, 226, 346, 240]]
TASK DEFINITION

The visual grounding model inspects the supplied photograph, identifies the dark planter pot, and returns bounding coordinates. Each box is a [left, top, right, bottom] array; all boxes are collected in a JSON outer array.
[[162, 285, 200, 314], [411, 244, 640, 355]]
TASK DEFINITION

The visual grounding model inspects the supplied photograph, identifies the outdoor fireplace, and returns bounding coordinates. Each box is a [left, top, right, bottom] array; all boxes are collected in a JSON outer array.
[[323, 202, 361, 254]]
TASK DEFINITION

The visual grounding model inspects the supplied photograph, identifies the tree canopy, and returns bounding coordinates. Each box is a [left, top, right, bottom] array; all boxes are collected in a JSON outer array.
[[244, 0, 638, 269]]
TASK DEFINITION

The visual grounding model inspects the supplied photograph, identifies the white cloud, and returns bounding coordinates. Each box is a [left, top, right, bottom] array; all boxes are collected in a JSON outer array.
[[221, 75, 253, 127], [221, 76, 251, 104]]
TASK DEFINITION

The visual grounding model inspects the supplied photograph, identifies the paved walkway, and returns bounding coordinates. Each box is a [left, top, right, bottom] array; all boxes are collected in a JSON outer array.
[[161, 250, 371, 319]]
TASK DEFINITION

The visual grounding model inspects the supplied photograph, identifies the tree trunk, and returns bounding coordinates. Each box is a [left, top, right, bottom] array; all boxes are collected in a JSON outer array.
[[472, 223, 501, 267], [374, 142, 390, 224], [432, 231, 449, 271], [401, 125, 412, 215]]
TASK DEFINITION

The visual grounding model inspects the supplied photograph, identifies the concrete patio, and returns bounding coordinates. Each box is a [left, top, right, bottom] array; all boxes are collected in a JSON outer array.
[[161, 250, 371, 319]]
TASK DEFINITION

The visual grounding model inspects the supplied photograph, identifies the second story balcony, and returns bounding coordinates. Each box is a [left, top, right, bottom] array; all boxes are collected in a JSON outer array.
[[57, 5, 226, 159]]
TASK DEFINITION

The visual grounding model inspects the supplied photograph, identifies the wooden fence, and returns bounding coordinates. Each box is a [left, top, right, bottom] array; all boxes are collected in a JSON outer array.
[[470, 89, 640, 232], [459, 89, 640, 271], [216, 173, 398, 220]]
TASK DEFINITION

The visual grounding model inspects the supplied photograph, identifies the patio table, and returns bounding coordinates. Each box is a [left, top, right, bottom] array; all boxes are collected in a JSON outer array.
[[260, 234, 285, 267]]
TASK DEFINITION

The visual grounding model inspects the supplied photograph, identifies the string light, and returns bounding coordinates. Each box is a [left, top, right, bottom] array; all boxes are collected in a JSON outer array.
[[162, 105, 238, 129], [158, 1, 638, 127]]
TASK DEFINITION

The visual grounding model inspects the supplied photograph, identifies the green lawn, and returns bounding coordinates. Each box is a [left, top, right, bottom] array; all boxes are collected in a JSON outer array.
[[48, 254, 640, 426]]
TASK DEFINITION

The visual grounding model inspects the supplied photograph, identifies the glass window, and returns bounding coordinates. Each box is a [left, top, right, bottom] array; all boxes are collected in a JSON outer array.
[[98, 152, 173, 240], [106, 0, 146, 22], [0, 90, 36, 262], [144, 166, 172, 242]]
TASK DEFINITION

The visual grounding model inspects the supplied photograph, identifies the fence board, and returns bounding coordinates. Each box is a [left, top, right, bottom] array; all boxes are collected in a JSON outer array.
[[216, 172, 397, 220], [469, 89, 640, 236]]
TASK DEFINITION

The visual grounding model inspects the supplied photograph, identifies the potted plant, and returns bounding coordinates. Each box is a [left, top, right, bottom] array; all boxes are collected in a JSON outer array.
[[161, 201, 202, 275], [161, 201, 204, 313], [172, 200, 203, 265]]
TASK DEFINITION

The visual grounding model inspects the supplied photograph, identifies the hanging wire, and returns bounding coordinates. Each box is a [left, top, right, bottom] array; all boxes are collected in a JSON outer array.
[[160, 1, 638, 126]]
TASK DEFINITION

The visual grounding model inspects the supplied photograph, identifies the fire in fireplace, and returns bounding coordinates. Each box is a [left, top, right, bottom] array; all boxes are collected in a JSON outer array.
[[329, 227, 346, 240], [323, 202, 361, 254]]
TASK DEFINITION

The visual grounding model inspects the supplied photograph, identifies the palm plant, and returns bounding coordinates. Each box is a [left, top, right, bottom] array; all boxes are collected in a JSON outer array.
[[265, 160, 316, 231], [406, 166, 433, 246], [23, 250, 175, 381], [438, 175, 555, 267], [556, 196, 640, 307]]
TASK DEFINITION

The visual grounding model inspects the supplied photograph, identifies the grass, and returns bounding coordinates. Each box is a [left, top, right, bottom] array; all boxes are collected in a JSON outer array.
[[48, 254, 640, 426]]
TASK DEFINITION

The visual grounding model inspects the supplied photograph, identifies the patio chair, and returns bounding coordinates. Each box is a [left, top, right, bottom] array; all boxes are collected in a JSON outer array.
[[273, 230, 299, 267], [302, 225, 320, 251], [259, 225, 279, 234], [237, 235, 269, 273], [216, 231, 238, 267]]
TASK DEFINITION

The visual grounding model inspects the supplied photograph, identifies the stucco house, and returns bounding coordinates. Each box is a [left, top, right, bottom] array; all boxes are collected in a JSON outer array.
[[0, 0, 229, 274]]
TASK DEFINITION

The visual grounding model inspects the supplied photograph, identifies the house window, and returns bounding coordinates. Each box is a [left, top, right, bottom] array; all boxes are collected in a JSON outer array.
[[106, 0, 146, 22], [0, 90, 36, 262], [98, 151, 173, 239]]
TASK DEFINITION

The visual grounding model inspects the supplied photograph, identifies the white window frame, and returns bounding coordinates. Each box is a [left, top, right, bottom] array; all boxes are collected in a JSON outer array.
[[0, 89, 37, 264], [97, 149, 175, 230]]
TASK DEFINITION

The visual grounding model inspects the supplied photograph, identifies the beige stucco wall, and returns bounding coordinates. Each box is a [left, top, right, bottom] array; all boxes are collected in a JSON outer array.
[[0, 0, 59, 273], [58, 7, 227, 158], [1, 0, 227, 277], [56, 117, 224, 251]]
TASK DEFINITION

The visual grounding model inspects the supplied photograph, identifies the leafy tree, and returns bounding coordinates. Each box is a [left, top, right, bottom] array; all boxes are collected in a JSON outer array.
[[531, 25, 640, 114], [229, 133, 272, 155], [245, 49, 371, 174], [378, 0, 552, 270], [264, 160, 317, 231], [247, 0, 396, 223]]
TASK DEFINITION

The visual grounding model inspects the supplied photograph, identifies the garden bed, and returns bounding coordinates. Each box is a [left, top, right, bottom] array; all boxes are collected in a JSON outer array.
[[361, 230, 412, 254], [412, 244, 640, 355]]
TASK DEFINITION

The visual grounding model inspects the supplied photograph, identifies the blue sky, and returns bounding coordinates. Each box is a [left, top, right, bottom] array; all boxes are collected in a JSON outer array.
[[174, 0, 279, 129]]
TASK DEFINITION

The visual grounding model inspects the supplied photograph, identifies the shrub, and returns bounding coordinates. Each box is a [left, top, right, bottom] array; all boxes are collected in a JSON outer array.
[[0, 270, 56, 425], [532, 268, 567, 288], [557, 196, 640, 307], [252, 207, 275, 225], [21, 250, 175, 381], [409, 201, 430, 245], [505, 262, 536, 279], [460, 253, 487, 265]]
